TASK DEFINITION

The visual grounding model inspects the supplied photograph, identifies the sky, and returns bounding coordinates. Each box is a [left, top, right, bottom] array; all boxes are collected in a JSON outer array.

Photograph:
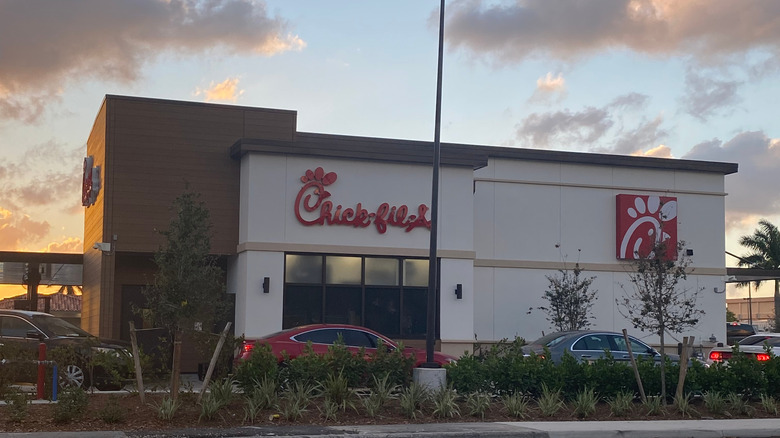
[[0, 0, 779, 300]]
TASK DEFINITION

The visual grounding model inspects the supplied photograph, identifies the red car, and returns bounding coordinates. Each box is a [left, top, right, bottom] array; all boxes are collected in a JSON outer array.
[[236, 324, 457, 367]]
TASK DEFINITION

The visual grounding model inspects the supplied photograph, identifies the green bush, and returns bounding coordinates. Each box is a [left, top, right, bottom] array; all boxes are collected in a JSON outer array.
[[53, 386, 88, 423], [279, 344, 330, 387], [365, 341, 415, 387], [445, 353, 487, 394], [233, 343, 279, 393], [585, 353, 635, 400]]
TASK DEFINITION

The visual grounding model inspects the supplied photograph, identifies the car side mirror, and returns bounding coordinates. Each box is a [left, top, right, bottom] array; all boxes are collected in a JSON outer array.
[[26, 330, 43, 341]]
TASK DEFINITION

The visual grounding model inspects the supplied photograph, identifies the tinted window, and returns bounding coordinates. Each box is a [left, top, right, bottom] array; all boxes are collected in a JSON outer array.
[[294, 329, 339, 345], [612, 335, 652, 353], [0, 316, 37, 338], [341, 330, 376, 348]]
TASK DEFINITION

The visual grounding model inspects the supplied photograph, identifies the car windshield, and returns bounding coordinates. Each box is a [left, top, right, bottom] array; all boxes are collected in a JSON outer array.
[[31, 315, 92, 338]]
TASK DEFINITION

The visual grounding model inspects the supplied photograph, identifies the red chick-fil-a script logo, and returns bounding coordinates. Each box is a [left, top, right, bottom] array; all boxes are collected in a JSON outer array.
[[294, 167, 431, 234]]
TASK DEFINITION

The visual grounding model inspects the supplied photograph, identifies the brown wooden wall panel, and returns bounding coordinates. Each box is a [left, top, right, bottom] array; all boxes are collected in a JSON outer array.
[[103, 96, 295, 256], [244, 111, 296, 140], [82, 100, 108, 335]]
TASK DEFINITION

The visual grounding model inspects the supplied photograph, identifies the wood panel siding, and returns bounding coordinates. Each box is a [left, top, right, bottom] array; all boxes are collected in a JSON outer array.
[[82, 99, 108, 335], [104, 96, 296, 255]]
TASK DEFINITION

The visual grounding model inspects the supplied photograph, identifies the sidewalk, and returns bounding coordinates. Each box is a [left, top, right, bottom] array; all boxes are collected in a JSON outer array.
[[3, 419, 780, 438]]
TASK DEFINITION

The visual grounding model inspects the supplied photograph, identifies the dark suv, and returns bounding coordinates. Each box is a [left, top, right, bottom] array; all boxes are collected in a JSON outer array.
[[0, 309, 131, 390], [726, 322, 756, 346]]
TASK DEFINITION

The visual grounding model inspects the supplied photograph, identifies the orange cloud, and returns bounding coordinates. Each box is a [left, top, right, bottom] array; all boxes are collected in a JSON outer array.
[[633, 144, 672, 158], [536, 72, 565, 92], [0, 208, 50, 250], [196, 77, 245, 103], [43, 237, 82, 254]]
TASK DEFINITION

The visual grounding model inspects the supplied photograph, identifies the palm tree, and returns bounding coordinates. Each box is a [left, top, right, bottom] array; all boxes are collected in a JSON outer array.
[[738, 220, 780, 330]]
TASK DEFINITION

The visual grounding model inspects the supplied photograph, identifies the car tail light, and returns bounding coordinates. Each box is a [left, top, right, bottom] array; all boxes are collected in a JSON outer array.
[[709, 351, 731, 361], [756, 353, 771, 361], [241, 341, 256, 355]]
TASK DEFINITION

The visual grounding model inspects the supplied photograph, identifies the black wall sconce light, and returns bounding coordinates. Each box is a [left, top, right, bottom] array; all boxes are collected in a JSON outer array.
[[262, 277, 270, 294], [455, 283, 463, 300], [686, 249, 694, 256]]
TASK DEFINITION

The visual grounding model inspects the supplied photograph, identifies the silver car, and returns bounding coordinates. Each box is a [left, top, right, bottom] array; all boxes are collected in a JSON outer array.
[[522, 330, 673, 364]]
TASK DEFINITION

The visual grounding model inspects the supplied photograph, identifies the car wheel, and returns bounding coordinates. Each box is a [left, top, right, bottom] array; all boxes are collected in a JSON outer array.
[[59, 364, 87, 389]]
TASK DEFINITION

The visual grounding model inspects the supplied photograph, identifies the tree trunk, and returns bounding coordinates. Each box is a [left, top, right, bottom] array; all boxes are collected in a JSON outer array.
[[170, 328, 183, 401], [659, 330, 666, 402], [774, 280, 780, 332]]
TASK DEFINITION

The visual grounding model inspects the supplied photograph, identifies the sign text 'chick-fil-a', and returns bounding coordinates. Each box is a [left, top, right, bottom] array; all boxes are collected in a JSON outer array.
[[294, 167, 431, 234]]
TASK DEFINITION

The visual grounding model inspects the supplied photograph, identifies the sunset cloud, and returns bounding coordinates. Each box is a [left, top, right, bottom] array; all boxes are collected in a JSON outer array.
[[0, 141, 82, 251], [0, 0, 303, 122], [196, 77, 245, 103], [536, 72, 565, 92], [516, 92, 666, 155], [634, 144, 673, 158], [683, 131, 780, 227], [0, 208, 51, 250], [43, 237, 82, 254], [445, 0, 780, 63]]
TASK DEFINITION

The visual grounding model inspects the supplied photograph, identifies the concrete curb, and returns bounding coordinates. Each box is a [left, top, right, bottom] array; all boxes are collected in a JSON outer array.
[[3, 419, 780, 438]]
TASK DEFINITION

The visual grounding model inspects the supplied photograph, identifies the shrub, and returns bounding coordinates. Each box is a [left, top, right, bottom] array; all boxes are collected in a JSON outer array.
[[501, 393, 531, 419], [572, 387, 598, 418], [317, 371, 355, 412], [98, 395, 126, 424], [537, 383, 564, 417], [199, 392, 222, 422], [466, 391, 492, 419], [760, 393, 778, 415], [672, 393, 697, 418], [366, 341, 415, 387], [53, 386, 88, 423], [446, 353, 488, 394], [703, 391, 726, 415], [5, 388, 29, 422], [607, 391, 634, 417], [280, 344, 330, 387], [431, 385, 460, 418], [207, 378, 236, 408], [233, 343, 279, 394], [399, 382, 428, 419], [643, 395, 665, 416], [585, 353, 635, 400], [153, 395, 182, 421]]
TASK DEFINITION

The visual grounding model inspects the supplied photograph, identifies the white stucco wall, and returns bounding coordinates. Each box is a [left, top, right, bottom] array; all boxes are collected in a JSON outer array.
[[473, 158, 729, 346], [234, 150, 730, 349], [235, 153, 475, 340]]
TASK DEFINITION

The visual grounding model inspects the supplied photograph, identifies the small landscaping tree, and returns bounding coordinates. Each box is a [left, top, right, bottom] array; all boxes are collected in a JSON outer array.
[[144, 189, 231, 399], [617, 238, 703, 401], [538, 258, 597, 332]]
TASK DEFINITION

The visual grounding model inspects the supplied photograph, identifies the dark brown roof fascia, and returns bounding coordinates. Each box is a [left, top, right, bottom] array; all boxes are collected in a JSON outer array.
[[472, 144, 738, 175], [0, 252, 83, 264], [231, 132, 737, 175], [230, 132, 489, 169]]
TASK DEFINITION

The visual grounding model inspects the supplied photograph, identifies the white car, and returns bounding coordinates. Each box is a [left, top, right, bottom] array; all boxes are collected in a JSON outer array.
[[708, 333, 780, 363]]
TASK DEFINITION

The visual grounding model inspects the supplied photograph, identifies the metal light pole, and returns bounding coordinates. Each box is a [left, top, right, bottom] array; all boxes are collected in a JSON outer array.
[[425, 0, 446, 367]]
